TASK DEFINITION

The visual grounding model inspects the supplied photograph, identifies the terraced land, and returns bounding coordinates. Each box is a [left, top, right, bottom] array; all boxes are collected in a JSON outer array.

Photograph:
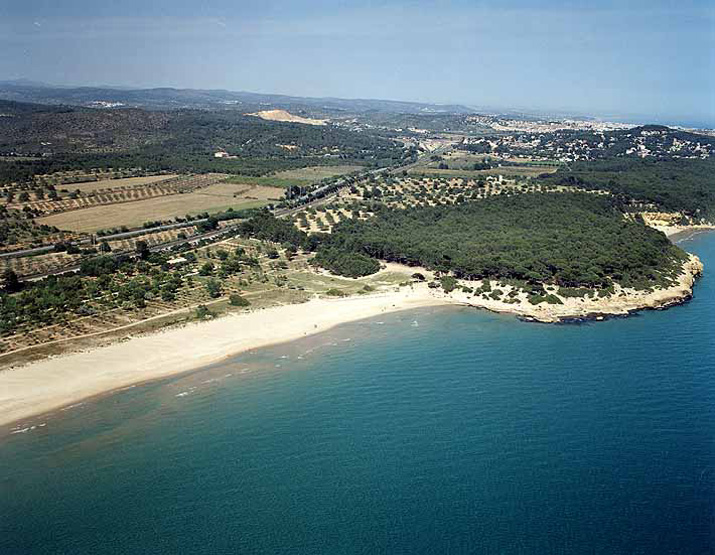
[[0, 227, 80, 254], [0, 227, 201, 278], [67, 174, 180, 193], [0, 252, 83, 278]]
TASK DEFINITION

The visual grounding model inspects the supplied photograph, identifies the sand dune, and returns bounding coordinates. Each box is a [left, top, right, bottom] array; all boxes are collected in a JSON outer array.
[[247, 109, 327, 126]]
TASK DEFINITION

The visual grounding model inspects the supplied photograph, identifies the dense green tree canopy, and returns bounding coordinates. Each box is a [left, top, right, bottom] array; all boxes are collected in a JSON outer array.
[[539, 158, 715, 219], [318, 192, 686, 289]]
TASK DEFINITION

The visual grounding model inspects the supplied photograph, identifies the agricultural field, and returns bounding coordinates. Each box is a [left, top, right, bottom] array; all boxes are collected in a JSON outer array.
[[8, 173, 225, 215], [288, 170, 603, 235], [0, 251, 83, 278], [403, 149, 561, 179], [294, 207, 362, 234], [37, 183, 283, 232], [0, 210, 79, 253], [102, 226, 201, 254], [67, 174, 180, 193], [357, 174, 557, 207]]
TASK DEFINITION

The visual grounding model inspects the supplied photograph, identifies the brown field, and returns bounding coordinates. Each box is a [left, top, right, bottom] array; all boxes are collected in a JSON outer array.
[[272, 165, 364, 182], [68, 175, 179, 193], [11, 174, 229, 215], [38, 184, 283, 232]]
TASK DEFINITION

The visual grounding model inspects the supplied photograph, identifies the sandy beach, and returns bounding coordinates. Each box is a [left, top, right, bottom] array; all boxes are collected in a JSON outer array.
[[0, 289, 445, 429], [0, 253, 704, 430], [650, 224, 715, 238]]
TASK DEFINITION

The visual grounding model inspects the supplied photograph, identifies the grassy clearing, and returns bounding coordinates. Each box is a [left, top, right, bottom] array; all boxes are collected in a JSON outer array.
[[283, 265, 410, 296], [224, 176, 302, 189], [38, 183, 282, 232], [272, 165, 364, 182], [225, 165, 363, 188]]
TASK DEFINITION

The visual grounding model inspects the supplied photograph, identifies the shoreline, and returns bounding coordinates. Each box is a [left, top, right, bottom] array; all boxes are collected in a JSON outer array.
[[651, 224, 715, 240], [0, 251, 705, 431], [0, 290, 446, 430], [442, 254, 703, 324]]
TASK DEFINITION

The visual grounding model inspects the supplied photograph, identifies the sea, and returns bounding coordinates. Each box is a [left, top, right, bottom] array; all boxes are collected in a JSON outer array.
[[1, 232, 714, 555]]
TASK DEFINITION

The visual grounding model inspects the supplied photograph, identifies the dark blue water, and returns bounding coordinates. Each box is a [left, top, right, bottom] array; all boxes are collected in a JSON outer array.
[[1, 233, 715, 555]]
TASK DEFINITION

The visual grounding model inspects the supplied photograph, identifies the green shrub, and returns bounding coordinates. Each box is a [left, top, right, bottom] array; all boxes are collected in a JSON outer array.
[[205, 278, 222, 298], [313, 248, 380, 278], [196, 305, 213, 319], [229, 294, 250, 307], [440, 275, 458, 292]]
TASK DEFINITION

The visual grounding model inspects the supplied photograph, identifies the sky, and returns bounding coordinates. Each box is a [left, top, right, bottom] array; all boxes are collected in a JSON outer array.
[[1, 0, 714, 125]]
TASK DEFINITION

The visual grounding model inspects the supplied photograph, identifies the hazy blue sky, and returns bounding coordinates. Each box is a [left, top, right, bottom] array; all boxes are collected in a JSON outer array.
[[1, 0, 713, 124]]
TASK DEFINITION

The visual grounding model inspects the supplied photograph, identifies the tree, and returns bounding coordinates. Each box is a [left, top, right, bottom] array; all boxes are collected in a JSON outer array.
[[135, 240, 150, 260], [440, 275, 458, 292], [2, 269, 21, 293], [99, 241, 112, 253], [199, 262, 214, 276], [161, 285, 176, 302], [205, 278, 222, 298], [198, 216, 219, 232]]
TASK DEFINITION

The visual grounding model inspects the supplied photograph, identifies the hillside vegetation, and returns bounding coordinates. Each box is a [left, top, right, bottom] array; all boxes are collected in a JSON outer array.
[[0, 103, 406, 183], [538, 157, 715, 220]]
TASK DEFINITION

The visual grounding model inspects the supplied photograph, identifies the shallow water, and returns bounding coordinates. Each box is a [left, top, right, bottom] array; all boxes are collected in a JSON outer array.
[[1, 232, 714, 554]]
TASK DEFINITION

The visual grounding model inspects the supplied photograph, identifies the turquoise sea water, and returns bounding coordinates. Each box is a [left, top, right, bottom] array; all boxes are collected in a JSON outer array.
[[1, 232, 714, 554]]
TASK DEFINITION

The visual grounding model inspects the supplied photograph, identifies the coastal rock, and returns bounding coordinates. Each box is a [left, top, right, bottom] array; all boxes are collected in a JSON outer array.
[[422, 254, 704, 324]]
